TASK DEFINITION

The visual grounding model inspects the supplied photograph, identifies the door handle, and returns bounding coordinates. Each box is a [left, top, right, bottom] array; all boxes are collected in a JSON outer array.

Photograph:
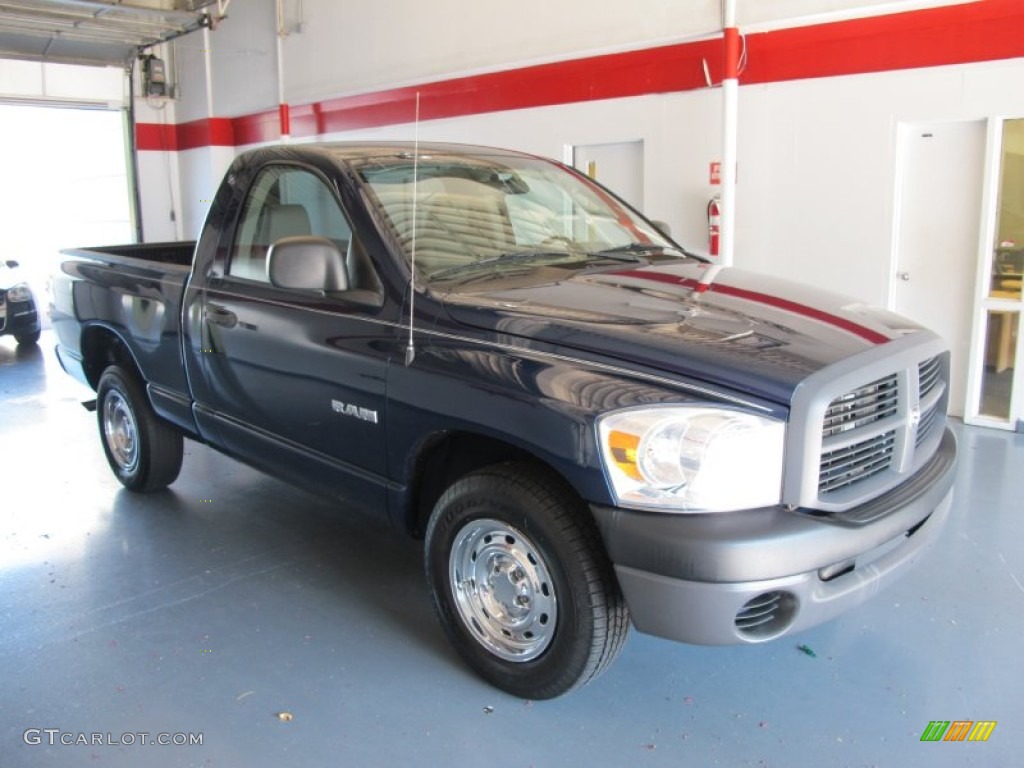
[[206, 304, 238, 328]]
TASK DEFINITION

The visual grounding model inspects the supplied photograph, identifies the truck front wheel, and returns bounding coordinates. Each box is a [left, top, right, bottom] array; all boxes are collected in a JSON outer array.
[[97, 365, 183, 492], [425, 462, 630, 699]]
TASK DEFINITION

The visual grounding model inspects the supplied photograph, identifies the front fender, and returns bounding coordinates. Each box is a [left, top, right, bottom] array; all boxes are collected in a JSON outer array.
[[385, 336, 730, 513]]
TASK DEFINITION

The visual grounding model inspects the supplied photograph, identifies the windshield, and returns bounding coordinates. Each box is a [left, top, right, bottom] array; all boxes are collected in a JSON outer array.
[[351, 149, 685, 283]]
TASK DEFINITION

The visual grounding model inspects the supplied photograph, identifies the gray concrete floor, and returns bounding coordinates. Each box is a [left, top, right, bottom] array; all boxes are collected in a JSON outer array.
[[2, 332, 1022, 767]]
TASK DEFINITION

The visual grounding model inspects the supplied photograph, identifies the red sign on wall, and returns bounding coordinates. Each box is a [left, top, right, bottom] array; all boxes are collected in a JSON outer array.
[[709, 161, 721, 185]]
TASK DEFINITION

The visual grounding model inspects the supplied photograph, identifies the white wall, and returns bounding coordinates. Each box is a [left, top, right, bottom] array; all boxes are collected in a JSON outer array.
[[278, 0, 715, 105], [137, 139, 234, 242], [131, 47, 181, 243], [173, 4, 277, 123], [137, 147, 181, 242], [177, 145, 235, 240], [200, 0, 277, 120], [277, 0, 976, 103]]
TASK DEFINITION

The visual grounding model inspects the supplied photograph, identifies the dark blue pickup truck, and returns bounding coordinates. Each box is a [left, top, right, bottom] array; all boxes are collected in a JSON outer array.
[[52, 142, 957, 699]]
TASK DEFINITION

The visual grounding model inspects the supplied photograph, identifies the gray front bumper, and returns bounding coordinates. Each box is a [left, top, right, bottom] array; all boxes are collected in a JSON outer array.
[[591, 426, 956, 645]]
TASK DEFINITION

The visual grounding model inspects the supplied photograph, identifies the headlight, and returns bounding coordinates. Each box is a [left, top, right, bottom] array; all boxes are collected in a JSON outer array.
[[597, 406, 785, 512], [7, 283, 32, 302]]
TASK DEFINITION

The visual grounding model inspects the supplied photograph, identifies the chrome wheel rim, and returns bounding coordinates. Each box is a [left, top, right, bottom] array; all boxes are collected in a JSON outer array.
[[103, 391, 138, 472], [449, 519, 557, 662]]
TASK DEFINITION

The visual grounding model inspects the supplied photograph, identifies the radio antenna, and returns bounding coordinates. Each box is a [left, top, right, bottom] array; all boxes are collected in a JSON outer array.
[[404, 92, 421, 366]]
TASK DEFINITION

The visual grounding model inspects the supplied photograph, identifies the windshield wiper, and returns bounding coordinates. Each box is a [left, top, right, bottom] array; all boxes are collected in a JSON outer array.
[[429, 250, 570, 281], [591, 243, 686, 258]]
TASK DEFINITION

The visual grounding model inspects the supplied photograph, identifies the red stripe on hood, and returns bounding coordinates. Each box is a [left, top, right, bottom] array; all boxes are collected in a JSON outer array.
[[612, 269, 890, 345]]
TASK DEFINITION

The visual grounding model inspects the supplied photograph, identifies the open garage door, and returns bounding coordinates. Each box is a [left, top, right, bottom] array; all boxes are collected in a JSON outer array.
[[0, 103, 132, 313]]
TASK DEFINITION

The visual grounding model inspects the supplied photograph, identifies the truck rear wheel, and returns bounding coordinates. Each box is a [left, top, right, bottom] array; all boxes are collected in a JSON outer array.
[[424, 462, 630, 699], [97, 365, 183, 492]]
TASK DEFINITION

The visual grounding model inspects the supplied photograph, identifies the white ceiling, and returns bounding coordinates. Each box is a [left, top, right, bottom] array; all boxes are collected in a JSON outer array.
[[0, 0, 224, 67]]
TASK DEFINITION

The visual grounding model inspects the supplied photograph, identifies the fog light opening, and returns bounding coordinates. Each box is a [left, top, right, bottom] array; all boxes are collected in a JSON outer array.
[[734, 591, 797, 640]]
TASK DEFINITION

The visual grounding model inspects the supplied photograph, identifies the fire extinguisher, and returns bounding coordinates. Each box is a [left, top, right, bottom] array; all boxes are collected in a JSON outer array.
[[707, 194, 721, 258]]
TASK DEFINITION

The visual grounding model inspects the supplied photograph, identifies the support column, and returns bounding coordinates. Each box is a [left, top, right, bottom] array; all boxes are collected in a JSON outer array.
[[720, 0, 739, 267], [277, 0, 290, 141]]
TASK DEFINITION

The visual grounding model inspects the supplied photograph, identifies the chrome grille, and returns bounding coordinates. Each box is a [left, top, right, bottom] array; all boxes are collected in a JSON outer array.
[[786, 338, 950, 513], [918, 356, 941, 398], [819, 431, 896, 493], [916, 356, 942, 447], [916, 403, 939, 447], [822, 374, 899, 438], [819, 375, 899, 496]]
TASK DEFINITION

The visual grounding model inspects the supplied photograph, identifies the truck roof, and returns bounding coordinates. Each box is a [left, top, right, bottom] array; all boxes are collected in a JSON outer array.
[[244, 141, 548, 163]]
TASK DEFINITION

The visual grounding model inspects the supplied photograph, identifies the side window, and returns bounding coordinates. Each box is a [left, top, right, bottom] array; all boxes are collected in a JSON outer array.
[[228, 166, 374, 291]]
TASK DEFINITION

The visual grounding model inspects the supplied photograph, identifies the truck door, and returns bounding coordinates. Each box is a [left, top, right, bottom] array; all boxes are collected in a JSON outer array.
[[191, 163, 394, 507]]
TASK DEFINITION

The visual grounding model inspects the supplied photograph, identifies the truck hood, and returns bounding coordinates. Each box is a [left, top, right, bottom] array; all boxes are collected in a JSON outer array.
[[442, 261, 924, 405]]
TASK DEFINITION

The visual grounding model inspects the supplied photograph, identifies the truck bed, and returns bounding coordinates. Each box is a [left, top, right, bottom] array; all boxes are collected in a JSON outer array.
[[63, 241, 197, 268], [52, 241, 198, 435]]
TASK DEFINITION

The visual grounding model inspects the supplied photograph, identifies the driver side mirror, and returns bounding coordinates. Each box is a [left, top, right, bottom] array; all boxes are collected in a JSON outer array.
[[650, 220, 672, 238], [268, 236, 349, 292], [5, 259, 19, 268]]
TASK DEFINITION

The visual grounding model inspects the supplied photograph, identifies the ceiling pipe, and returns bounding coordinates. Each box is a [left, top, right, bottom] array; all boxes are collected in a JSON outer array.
[[202, 24, 214, 118], [276, 0, 289, 141], [720, 0, 740, 268], [124, 58, 145, 244]]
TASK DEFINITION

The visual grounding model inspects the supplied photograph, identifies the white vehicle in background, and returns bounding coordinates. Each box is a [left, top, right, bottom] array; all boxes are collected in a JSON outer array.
[[0, 260, 41, 346]]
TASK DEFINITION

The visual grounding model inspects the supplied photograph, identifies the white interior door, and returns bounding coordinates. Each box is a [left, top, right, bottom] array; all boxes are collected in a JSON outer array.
[[574, 140, 644, 211], [892, 121, 986, 416]]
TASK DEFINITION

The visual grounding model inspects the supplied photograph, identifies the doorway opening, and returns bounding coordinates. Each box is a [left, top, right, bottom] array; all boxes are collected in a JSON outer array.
[[965, 118, 1024, 431], [0, 103, 132, 316]]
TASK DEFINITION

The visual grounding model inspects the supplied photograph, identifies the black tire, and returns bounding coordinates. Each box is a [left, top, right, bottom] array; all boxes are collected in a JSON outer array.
[[425, 462, 630, 699], [14, 328, 40, 346], [96, 365, 183, 492]]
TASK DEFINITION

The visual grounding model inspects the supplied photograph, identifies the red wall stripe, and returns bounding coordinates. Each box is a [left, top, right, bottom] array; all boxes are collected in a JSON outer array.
[[135, 122, 178, 151], [743, 0, 1024, 84], [136, 0, 1024, 152], [136, 117, 235, 151], [178, 117, 235, 149], [231, 108, 278, 147]]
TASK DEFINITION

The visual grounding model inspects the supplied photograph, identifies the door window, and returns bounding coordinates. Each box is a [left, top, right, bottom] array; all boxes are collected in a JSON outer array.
[[227, 166, 375, 291]]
